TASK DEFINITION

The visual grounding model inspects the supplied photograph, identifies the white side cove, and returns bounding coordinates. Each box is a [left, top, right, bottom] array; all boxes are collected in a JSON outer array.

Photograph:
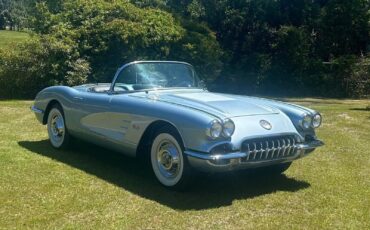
[[80, 112, 154, 145]]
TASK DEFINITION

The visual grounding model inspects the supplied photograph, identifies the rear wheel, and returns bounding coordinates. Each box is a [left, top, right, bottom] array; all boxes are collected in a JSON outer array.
[[150, 126, 192, 190], [47, 104, 71, 149]]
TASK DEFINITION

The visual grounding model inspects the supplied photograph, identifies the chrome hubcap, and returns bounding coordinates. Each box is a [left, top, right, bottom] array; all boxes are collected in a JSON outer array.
[[51, 115, 64, 137], [156, 141, 180, 178]]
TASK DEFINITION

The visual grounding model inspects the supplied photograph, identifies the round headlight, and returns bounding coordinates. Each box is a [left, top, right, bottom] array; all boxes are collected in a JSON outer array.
[[222, 119, 235, 137], [312, 113, 322, 128], [302, 114, 312, 129], [208, 120, 223, 139]]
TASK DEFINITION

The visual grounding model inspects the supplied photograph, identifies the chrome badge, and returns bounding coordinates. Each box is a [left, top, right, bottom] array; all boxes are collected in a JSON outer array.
[[260, 120, 272, 130]]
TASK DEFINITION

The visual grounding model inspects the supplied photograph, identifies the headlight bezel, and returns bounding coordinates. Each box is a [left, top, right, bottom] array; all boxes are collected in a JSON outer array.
[[301, 113, 313, 129], [301, 113, 322, 129], [206, 118, 235, 139], [312, 113, 322, 128], [222, 119, 235, 137], [207, 119, 223, 139]]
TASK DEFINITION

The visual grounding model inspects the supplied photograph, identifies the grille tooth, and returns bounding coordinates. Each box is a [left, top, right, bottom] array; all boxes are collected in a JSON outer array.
[[265, 141, 269, 159], [271, 140, 275, 158], [287, 138, 292, 155], [241, 135, 299, 163], [280, 138, 284, 157], [263, 143, 267, 159], [252, 142, 257, 160], [246, 144, 251, 161], [291, 137, 295, 155], [260, 142, 265, 159], [268, 140, 273, 158], [291, 138, 296, 156], [281, 139, 286, 156]]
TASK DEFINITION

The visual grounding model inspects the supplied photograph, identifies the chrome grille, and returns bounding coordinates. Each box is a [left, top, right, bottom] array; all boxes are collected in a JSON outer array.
[[240, 135, 299, 162]]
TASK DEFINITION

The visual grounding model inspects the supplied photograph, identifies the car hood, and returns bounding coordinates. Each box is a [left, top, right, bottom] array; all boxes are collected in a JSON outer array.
[[130, 90, 280, 118]]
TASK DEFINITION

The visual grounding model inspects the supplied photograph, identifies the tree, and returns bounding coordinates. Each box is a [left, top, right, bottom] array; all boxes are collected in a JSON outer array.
[[0, 0, 33, 30], [317, 0, 370, 60], [0, 0, 222, 98]]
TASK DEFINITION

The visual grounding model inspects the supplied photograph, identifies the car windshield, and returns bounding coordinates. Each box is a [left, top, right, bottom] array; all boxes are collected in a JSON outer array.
[[113, 62, 200, 92]]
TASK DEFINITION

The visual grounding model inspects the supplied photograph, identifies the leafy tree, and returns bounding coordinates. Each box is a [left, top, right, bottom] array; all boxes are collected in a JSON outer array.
[[0, 0, 222, 98], [0, 0, 11, 29], [317, 0, 370, 60], [152, 0, 370, 97], [0, 0, 32, 30]]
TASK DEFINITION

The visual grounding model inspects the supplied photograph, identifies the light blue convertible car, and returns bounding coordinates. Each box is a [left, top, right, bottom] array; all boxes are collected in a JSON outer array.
[[31, 61, 324, 189]]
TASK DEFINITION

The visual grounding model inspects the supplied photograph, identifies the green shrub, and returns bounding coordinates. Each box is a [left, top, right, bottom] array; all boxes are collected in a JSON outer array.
[[0, 0, 222, 99], [35, 0, 221, 82], [0, 36, 91, 98], [348, 56, 370, 98]]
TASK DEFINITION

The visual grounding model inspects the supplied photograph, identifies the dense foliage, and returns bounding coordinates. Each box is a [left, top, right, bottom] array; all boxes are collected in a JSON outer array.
[[130, 0, 370, 97], [0, 0, 369, 98], [0, 0, 31, 30], [0, 0, 221, 98]]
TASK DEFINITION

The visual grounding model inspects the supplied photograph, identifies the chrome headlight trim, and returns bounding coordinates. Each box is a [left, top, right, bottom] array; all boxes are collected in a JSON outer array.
[[312, 113, 322, 128], [206, 119, 223, 139], [222, 119, 235, 137], [301, 113, 312, 129]]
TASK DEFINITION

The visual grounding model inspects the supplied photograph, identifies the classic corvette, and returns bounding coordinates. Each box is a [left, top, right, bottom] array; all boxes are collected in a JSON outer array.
[[31, 61, 324, 189]]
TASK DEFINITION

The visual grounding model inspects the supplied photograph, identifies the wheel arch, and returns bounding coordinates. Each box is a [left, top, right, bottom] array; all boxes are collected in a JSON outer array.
[[136, 120, 185, 159], [43, 99, 62, 125]]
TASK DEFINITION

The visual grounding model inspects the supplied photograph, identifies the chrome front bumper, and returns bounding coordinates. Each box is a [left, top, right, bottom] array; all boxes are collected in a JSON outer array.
[[184, 140, 324, 172], [30, 105, 44, 123], [31, 105, 44, 114]]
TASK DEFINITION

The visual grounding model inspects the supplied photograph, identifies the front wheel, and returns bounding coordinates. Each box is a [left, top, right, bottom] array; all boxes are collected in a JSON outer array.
[[47, 104, 71, 149], [150, 128, 191, 190]]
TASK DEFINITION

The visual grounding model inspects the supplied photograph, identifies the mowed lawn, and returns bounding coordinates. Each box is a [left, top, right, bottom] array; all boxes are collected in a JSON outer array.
[[0, 30, 29, 48], [0, 99, 369, 229]]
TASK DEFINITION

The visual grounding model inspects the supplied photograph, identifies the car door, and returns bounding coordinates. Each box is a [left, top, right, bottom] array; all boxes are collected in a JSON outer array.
[[70, 91, 112, 141], [73, 90, 140, 154]]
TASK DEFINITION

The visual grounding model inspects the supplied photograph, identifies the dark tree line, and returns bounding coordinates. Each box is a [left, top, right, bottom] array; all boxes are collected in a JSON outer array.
[[131, 0, 370, 97], [0, 0, 369, 98]]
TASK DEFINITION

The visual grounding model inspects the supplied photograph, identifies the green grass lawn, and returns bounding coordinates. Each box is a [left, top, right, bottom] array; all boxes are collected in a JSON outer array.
[[0, 99, 369, 229], [0, 30, 29, 48]]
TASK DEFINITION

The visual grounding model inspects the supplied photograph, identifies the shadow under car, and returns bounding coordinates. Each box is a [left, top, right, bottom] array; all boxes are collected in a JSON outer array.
[[18, 139, 310, 210]]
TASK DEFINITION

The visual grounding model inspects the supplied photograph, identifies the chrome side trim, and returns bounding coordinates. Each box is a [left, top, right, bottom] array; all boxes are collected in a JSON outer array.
[[30, 106, 44, 114], [296, 140, 324, 150], [184, 151, 247, 161]]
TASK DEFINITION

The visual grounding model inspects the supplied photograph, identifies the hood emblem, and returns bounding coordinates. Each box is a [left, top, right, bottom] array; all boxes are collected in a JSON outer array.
[[260, 120, 272, 130]]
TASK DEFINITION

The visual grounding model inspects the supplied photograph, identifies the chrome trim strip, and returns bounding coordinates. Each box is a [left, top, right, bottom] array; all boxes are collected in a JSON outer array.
[[296, 140, 324, 150], [30, 106, 44, 114], [184, 151, 247, 161]]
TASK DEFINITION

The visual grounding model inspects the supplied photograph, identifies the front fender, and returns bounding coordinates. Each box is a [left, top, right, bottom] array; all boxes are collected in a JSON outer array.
[[32, 86, 79, 125]]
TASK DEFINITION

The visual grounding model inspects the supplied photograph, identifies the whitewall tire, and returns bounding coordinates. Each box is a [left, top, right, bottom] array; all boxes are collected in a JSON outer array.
[[150, 127, 191, 189], [47, 104, 70, 149]]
